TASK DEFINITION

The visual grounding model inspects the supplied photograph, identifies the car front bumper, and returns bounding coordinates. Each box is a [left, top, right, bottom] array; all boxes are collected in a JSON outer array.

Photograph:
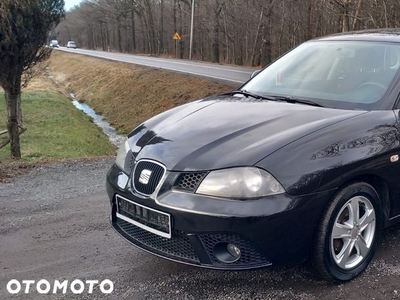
[[106, 164, 332, 270]]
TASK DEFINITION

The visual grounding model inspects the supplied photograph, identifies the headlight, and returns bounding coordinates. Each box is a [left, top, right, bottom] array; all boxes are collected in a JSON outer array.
[[115, 139, 130, 173], [196, 167, 285, 199]]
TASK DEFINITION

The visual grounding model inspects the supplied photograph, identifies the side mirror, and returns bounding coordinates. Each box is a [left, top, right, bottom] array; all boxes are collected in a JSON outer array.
[[251, 70, 261, 78]]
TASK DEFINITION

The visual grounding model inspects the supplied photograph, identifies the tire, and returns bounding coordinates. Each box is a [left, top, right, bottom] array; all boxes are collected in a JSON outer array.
[[310, 182, 382, 282]]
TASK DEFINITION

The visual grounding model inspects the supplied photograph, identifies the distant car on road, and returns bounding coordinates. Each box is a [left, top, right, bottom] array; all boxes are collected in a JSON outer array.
[[67, 41, 77, 49], [49, 40, 59, 48]]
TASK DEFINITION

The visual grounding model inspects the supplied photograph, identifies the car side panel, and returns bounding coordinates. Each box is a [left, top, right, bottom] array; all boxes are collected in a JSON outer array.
[[257, 111, 400, 218]]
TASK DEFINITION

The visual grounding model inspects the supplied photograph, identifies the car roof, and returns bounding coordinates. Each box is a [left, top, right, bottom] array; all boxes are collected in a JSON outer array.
[[315, 29, 400, 43]]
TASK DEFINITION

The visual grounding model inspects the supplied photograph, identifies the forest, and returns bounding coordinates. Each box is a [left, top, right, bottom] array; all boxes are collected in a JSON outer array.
[[55, 0, 400, 67]]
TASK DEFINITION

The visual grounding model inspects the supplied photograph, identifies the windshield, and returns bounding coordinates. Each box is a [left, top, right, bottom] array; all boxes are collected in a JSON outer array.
[[242, 41, 400, 110]]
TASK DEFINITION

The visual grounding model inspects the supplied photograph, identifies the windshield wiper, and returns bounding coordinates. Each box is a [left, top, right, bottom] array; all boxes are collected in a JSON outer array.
[[227, 90, 272, 100], [227, 90, 325, 107], [265, 95, 324, 107]]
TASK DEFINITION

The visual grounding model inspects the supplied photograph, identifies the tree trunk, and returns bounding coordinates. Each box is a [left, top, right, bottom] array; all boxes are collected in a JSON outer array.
[[342, 0, 351, 32], [306, 0, 316, 40], [125, 17, 130, 52], [99, 21, 106, 51], [5, 88, 21, 159], [352, 0, 363, 30], [173, 0, 177, 58], [211, 4, 223, 63], [131, 9, 136, 52], [260, 17, 272, 68], [251, 6, 265, 67], [117, 16, 123, 52], [382, 0, 388, 28], [17, 93, 23, 126], [254, 0, 276, 68], [138, 13, 147, 53], [159, 0, 164, 54], [144, 0, 156, 55], [178, 1, 184, 59]]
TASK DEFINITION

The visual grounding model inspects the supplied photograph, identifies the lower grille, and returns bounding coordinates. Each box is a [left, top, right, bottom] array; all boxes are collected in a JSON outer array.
[[200, 233, 270, 268], [116, 219, 199, 264]]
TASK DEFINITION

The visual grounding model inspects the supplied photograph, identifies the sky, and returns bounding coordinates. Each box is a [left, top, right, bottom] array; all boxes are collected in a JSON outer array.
[[64, 0, 83, 11]]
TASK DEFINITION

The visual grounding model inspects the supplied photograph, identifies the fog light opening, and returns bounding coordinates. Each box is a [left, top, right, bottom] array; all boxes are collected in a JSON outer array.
[[213, 243, 241, 263]]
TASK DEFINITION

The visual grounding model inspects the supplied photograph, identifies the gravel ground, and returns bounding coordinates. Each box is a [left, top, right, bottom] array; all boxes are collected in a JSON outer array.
[[1, 158, 400, 299]]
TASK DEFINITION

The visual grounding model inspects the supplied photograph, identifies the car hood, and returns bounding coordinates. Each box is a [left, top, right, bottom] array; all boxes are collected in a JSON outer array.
[[128, 96, 366, 171]]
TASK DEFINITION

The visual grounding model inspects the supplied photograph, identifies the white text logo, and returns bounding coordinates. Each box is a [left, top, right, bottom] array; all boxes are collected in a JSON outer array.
[[6, 279, 114, 295]]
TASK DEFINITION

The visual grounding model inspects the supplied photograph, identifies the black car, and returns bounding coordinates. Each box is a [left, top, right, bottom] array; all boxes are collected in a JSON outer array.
[[106, 29, 400, 282]]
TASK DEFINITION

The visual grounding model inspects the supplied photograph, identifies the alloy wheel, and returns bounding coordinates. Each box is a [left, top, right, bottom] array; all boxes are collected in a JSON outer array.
[[330, 196, 376, 269]]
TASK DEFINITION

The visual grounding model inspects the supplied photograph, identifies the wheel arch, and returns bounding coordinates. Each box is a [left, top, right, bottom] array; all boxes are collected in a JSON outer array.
[[308, 173, 390, 260], [309, 178, 386, 281], [334, 173, 391, 227]]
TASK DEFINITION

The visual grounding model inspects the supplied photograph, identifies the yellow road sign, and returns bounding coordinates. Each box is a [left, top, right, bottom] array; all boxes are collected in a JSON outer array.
[[173, 32, 181, 40]]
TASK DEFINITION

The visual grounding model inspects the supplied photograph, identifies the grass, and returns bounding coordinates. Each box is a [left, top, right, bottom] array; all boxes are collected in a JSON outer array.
[[0, 90, 116, 164], [48, 51, 232, 134]]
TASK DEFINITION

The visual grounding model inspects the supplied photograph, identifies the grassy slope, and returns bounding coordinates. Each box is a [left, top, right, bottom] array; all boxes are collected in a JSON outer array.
[[0, 90, 115, 164], [48, 51, 232, 134]]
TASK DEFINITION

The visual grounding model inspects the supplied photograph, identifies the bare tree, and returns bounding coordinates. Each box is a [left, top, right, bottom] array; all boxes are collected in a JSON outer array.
[[0, 0, 65, 159], [55, 0, 400, 66]]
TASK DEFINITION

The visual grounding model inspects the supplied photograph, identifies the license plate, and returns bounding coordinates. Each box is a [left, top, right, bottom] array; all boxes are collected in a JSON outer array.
[[115, 195, 171, 239]]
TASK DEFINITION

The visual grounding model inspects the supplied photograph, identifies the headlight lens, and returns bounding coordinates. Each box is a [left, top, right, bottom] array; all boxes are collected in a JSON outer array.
[[196, 167, 285, 199], [115, 139, 130, 173]]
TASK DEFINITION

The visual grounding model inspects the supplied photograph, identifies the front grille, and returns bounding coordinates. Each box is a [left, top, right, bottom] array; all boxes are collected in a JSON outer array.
[[200, 233, 269, 268], [174, 172, 208, 192], [133, 160, 165, 195], [116, 219, 199, 263]]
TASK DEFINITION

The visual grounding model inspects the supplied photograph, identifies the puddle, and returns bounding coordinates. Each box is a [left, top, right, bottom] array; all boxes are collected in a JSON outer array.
[[70, 93, 125, 147]]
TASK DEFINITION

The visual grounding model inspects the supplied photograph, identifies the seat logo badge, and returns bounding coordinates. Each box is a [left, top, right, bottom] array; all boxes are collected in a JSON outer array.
[[139, 169, 152, 184], [390, 155, 399, 163]]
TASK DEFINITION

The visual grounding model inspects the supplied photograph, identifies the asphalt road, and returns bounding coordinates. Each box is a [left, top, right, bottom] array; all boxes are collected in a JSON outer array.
[[58, 47, 255, 85], [1, 158, 400, 299]]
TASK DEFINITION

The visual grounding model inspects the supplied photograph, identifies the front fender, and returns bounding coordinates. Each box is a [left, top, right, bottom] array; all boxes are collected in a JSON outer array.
[[256, 111, 399, 196]]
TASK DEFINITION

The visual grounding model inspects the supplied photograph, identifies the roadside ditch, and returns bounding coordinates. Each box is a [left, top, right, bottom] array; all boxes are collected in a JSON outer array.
[[47, 51, 231, 135]]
